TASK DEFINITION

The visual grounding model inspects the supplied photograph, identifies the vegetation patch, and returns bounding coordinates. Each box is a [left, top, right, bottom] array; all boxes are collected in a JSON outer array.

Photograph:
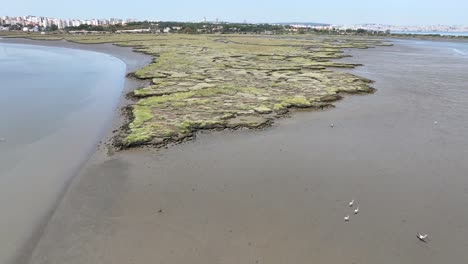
[[13, 33, 387, 148], [114, 35, 385, 148]]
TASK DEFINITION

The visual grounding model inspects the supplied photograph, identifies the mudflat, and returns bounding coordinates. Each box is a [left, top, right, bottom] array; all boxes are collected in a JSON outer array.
[[5, 34, 389, 149], [22, 37, 468, 264], [0, 37, 152, 264]]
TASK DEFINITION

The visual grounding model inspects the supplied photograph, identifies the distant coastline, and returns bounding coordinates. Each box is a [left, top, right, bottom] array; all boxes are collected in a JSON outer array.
[[391, 31, 468, 37]]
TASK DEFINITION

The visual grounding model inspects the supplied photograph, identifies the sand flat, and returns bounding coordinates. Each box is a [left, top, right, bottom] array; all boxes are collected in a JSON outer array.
[[23, 39, 468, 264]]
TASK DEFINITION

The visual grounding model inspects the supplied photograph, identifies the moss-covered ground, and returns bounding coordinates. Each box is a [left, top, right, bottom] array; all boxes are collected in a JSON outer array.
[[7, 33, 390, 148]]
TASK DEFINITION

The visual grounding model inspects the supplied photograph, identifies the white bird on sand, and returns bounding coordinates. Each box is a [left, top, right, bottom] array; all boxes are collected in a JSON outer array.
[[0, 138, 5, 142], [349, 200, 355, 207], [344, 215, 350, 221], [417, 233, 428, 242], [354, 207, 359, 214], [434, 121, 438, 124], [330, 123, 334, 128]]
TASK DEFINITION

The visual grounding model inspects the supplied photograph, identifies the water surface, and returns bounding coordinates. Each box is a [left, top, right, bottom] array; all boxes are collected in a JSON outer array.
[[0, 43, 126, 264], [392, 31, 468, 37]]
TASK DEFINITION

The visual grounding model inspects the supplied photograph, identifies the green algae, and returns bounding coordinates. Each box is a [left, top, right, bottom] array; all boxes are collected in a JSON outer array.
[[280, 96, 312, 107], [21, 33, 385, 148]]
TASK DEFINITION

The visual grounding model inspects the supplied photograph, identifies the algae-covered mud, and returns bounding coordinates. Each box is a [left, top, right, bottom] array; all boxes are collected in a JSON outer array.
[[119, 35, 388, 147], [26, 39, 468, 264], [11, 34, 390, 148]]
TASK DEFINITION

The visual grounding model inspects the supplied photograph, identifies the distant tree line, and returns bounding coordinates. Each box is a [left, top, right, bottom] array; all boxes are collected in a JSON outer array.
[[11, 20, 451, 37], [62, 21, 291, 34]]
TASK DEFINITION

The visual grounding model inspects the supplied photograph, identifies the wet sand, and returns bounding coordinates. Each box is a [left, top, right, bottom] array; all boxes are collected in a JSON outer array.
[[0, 38, 152, 264], [11, 38, 468, 263]]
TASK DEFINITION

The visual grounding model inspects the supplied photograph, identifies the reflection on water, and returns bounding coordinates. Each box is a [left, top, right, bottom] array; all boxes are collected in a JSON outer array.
[[453, 48, 466, 55], [0, 43, 125, 264]]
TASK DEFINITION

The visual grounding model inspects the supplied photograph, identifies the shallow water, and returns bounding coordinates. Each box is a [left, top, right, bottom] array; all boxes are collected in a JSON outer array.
[[392, 31, 468, 37], [28, 39, 468, 264], [0, 43, 126, 264]]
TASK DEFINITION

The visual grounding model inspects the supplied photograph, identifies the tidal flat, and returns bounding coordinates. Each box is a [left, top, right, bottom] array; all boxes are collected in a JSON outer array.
[[8, 33, 468, 264], [0, 37, 152, 264], [7, 34, 391, 148], [116, 35, 388, 148], [21, 38, 468, 264]]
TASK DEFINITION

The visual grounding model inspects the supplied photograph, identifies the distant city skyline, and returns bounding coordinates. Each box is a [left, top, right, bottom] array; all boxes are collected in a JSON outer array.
[[2, 14, 468, 35], [1, 0, 467, 26]]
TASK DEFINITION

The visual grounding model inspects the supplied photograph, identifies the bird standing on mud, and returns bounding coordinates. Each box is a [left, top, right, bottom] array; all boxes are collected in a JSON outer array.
[[349, 200, 355, 207], [417, 233, 428, 242], [354, 207, 359, 214]]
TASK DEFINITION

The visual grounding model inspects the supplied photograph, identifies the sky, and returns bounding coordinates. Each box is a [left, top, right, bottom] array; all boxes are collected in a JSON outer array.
[[2, 0, 467, 25]]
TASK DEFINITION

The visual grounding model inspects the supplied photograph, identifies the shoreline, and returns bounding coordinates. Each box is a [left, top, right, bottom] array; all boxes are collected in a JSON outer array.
[[0, 36, 377, 263], [2, 34, 468, 264], [26, 38, 468, 263], [0, 35, 421, 264], [0, 37, 154, 150], [0, 37, 153, 264], [1, 35, 385, 263], [1, 35, 381, 152]]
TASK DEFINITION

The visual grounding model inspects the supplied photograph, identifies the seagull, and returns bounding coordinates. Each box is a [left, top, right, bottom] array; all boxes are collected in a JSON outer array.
[[349, 200, 355, 207], [434, 121, 438, 124], [417, 233, 428, 242], [354, 207, 359, 214], [330, 123, 334, 128], [344, 215, 350, 221]]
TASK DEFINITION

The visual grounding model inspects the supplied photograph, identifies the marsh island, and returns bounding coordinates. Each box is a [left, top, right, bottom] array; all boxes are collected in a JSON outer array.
[[11, 34, 391, 148]]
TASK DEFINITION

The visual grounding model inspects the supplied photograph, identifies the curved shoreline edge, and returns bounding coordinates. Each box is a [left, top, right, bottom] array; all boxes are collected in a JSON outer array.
[[0, 37, 153, 264], [1, 34, 386, 152], [0, 35, 381, 264]]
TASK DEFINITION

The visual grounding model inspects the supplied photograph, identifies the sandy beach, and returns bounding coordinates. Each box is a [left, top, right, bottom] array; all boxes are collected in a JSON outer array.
[[3, 37, 468, 263]]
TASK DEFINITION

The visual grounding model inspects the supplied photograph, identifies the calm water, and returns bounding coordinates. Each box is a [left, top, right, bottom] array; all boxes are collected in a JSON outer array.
[[392, 31, 468, 37], [0, 43, 126, 264]]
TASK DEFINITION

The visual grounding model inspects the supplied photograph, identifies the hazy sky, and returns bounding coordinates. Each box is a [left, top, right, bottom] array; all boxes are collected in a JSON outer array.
[[2, 0, 467, 25]]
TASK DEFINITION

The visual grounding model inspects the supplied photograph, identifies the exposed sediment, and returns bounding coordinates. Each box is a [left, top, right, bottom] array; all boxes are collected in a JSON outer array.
[[114, 35, 383, 149], [7, 34, 387, 149]]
